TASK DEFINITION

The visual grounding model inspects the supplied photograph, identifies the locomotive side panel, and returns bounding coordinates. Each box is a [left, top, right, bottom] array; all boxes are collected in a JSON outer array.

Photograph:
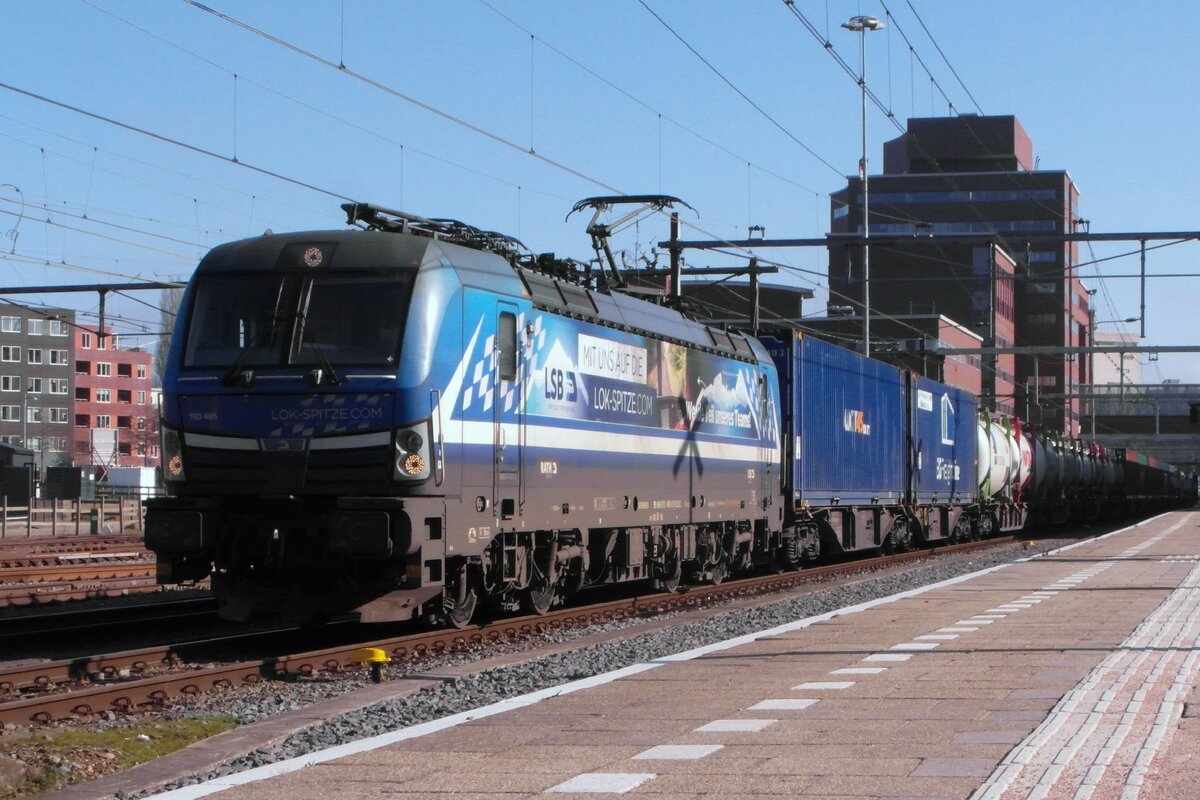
[[445, 291, 781, 540]]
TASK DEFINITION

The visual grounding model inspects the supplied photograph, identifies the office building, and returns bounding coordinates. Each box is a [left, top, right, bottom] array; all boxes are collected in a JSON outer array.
[[828, 115, 1091, 433]]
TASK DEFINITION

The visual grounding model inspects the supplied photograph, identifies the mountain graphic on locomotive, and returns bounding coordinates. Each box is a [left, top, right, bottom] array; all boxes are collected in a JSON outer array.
[[144, 201, 1197, 627]]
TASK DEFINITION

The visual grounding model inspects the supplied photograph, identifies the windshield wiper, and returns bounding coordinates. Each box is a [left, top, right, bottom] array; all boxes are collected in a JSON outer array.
[[296, 313, 341, 387]]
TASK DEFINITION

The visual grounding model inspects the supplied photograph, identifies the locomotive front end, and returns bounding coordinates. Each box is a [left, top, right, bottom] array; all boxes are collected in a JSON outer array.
[[145, 226, 455, 622]]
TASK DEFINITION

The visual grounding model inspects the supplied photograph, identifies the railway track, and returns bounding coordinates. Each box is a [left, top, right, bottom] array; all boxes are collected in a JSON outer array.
[[0, 536, 171, 606], [0, 537, 1011, 726], [0, 532, 145, 559]]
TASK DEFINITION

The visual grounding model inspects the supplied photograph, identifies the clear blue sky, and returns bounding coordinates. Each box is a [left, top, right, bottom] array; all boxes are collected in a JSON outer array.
[[2, 1, 1196, 382]]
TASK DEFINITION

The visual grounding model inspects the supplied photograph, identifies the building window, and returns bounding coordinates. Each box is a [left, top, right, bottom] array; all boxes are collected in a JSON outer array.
[[75, 387, 89, 402], [74, 414, 89, 428], [136, 416, 146, 430], [136, 390, 146, 404], [48, 436, 66, 451], [49, 378, 68, 394], [117, 416, 132, 429], [137, 365, 147, 379], [96, 415, 111, 428], [117, 363, 132, 378], [27, 378, 41, 394], [48, 320, 69, 337], [96, 362, 112, 376], [117, 389, 132, 404], [49, 349, 68, 365], [110, 334, 118, 349], [1027, 313, 1057, 324], [1, 317, 21, 333], [1, 346, 20, 362], [0, 376, 18, 392], [26, 349, 41, 364], [80, 332, 91, 349], [49, 408, 68, 423], [26, 406, 41, 423], [0, 405, 18, 422], [97, 334, 107, 350], [96, 388, 111, 403], [76, 360, 90, 375], [27, 319, 44, 336]]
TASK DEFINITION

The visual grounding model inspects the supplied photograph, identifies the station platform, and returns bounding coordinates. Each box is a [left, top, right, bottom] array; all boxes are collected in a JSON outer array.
[[163, 511, 1200, 800]]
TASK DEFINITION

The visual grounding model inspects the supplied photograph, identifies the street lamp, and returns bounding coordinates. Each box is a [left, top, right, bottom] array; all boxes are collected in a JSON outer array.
[[842, 15, 885, 357]]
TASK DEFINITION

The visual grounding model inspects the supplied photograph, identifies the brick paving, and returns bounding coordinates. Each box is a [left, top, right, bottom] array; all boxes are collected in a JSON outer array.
[[157, 511, 1200, 800]]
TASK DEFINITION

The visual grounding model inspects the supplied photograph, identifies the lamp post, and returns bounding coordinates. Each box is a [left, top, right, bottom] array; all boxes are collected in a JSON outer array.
[[842, 14, 885, 357]]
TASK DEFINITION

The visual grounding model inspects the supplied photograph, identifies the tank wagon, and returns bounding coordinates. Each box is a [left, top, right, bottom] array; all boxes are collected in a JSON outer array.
[[144, 202, 1195, 626]]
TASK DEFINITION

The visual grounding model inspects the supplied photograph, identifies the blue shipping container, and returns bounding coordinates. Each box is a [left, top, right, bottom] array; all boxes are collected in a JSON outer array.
[[765, 332, 907, 507], [909, 375, 978, 504]]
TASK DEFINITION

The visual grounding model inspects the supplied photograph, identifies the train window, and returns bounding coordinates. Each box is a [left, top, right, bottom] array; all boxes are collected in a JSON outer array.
[[183, 269, 415, 369], [498, 312, 517, 381], [295, 271, 414, 367], [731, 334, 753, 356], [183, 274, 297, 368]]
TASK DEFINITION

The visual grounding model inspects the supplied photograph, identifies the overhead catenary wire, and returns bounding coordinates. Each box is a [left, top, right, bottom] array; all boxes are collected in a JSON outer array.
[[0, 81, 354, 202], [79, 0, 577, 205], [899, 0, 984, 115], [476, 0, 828, 198], [637, 0, 846, 177], [180, 0, 624, 195]]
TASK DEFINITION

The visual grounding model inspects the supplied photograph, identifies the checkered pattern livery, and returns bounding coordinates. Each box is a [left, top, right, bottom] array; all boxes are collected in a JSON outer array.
[[461, 312, 544, 415]]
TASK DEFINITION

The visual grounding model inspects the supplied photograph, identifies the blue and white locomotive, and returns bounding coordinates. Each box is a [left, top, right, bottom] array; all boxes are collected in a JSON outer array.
[[147, 203, 784, 625], [144, 201, 1194, 626]]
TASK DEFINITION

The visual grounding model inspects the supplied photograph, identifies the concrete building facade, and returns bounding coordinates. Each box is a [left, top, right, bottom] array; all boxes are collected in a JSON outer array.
[[0, 306, 76, 473]]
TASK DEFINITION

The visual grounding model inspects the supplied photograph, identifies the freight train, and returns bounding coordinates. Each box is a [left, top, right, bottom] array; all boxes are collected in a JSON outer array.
[[144, 202, 1196, 626]]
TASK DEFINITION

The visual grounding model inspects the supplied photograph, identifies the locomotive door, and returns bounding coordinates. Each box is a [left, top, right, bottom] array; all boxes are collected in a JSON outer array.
[[492, 305, 523, 520], [758, 370, 773, 507]]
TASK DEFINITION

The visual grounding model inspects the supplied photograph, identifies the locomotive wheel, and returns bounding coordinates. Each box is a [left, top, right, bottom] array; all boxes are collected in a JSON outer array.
[[445, 588, 478, 629], [880, 532, 896, 555], [708, 560, 728, 585], [523, 582, 555, 615], [656, 547, 682, 592]]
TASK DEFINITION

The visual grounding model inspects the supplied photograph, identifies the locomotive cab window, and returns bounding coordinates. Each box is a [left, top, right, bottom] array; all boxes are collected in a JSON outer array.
[[182, 269, 415, 369]]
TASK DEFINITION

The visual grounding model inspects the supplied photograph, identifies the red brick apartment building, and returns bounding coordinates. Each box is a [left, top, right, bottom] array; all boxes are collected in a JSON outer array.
[[73, 325, 158, 468]]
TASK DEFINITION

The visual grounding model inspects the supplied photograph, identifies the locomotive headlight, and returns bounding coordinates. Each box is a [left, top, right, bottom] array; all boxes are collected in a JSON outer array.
[[161, 423, 185, 482], [393, 423, 431, 481]]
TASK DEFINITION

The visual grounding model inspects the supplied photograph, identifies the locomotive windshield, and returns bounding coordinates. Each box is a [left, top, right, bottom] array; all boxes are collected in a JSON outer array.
[[183, 269, 415, 369]]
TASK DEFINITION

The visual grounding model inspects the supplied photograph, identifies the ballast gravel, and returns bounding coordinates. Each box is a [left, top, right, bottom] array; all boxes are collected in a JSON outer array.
[[125, 536, 1085, 798]]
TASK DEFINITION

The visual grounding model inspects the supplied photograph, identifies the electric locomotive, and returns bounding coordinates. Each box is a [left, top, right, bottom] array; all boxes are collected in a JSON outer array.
[[145, 202, 784, 625]]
